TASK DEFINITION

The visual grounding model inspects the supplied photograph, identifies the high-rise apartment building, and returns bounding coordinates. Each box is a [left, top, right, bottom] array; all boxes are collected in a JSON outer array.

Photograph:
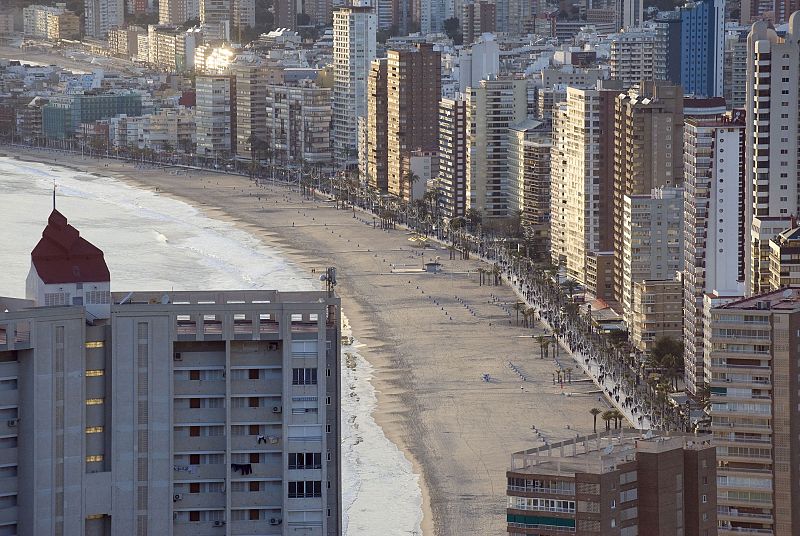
[[160, 0, 188, 24], [768, 226, 800, 289], [466, 78, 526, 219], [0, 210, 342, 535], [332, 4, 377, 168], [620, 0, 644, 28], [609, 29, 667, 87], [682, 114, 746, 395], [232, 0, 255, 30], [631, 278, 684, 352], [231, 55, 268, 161], [265, 82, 332, 165], [461, 0, 495, 44], [508, 119, 550, 228], [507, 431, 717, 536], [200, 0, 231, 40], [85, 0, 125, 37], [621, 187, 684, 323], [723, 28, 748, 109], [366, 58, 388, 192], [196, 75, 232, 159], [706, 288, 800, 535], [437, 97, 468, 219], [550, 84, 618, 286], [274, 0, 297, 29], [612, 82, 684, 307], [744, 16, 800, 296], [679, 0, 725, 97], [386, 44, 441, 200]]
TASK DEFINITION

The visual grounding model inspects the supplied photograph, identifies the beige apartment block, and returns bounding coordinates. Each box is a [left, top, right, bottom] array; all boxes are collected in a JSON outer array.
[[631, 278, 683, 352], [366, 58, 388, 192], [705, 288, 800, 536]]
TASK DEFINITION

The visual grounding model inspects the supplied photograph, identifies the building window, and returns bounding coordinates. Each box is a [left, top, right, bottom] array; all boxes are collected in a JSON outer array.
[[292, 368, 318, 385], [86, 455, 103, 463], [288, 480, 322, 498], [85, 341, 104, 349], [86, 426, 104, 433], [288, 452, 322, 470], [85, 398, 104, 405], [85, 369, 104, 377]]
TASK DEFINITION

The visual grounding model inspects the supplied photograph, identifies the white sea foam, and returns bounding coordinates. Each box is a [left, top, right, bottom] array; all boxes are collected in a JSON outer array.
[[0, 156, 423, 535]]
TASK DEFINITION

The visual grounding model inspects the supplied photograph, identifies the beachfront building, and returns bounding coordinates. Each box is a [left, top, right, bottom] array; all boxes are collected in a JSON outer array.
[[705, 288, 800, 535], [682, 114, 746, 395], [744, 17, 800, 296], [332, 4, 377, 168], [366, 58, 388, 192], [506, 432, 717, 535], [631, 278, 683, 352], [195, 75, 233, 160], [507, 118, 550, 253], [386, 43, 441, 200], [465, 77, 527, 219], [620, 187, 684, 324], [550, 83, 618, 286], [108, 25, 146, 60], [85, 0, 125, 37], [159, 0, 188, 24], [0, 209, 342, 535], [437, 96, 468, 219], [265, 82, 332, 165], [231, 55, 269, 161], [42, 93, 143, 141], [612, 81, 684, 308]]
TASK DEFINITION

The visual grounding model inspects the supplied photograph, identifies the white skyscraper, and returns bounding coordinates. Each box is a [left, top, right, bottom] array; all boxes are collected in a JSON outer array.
[[200, 0, 231, 40], [85, 0, 124, 37], [332, 4, 377, 167], [744, 16, 800, 296]]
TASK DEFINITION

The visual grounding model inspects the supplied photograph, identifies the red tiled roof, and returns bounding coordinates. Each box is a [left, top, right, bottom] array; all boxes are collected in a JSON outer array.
[[30, 210, 110, 284]]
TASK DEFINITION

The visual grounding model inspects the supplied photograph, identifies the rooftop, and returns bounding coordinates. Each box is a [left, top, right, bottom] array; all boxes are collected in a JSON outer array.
[[718, 286, 800, 311]]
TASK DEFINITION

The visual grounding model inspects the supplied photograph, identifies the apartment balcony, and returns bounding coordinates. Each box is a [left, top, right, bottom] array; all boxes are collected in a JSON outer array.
[[172, 463, 226, 481], [231, 407, 282, 424], [231, 434, 283, 452], [0, 477, 17, 496], [174, 492, 226, 510], [229, 520, 283, 535], [174, 351, 225, 368], [0, 507, 17, 526], [0, 448, 16, 467], [0, 390, 17, 408], [719, 526, 774, 535], [231, 379, 282, 396], [231, 488, 282, 508], [174, 408, 226, 425], [0, 362, 18, 379], [230, 351, 282, 368], [173, 436, 226, 453], [174, 380, 227, 396], [173, 521, 227, 536]]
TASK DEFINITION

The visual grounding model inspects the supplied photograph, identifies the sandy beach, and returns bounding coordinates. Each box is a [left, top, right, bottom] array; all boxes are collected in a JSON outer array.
[[6, 148, 608, 534]]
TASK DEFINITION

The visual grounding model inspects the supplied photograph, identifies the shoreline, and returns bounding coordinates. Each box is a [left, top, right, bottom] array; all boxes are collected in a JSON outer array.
[[5, 147, 605, 535]]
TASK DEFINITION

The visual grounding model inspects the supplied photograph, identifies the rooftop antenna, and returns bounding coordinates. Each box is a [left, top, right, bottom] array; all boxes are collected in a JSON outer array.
[[53, 181, 56, 211]]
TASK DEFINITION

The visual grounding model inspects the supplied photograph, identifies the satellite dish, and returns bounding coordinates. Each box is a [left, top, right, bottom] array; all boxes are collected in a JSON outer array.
[[161, 294, 170, 305]]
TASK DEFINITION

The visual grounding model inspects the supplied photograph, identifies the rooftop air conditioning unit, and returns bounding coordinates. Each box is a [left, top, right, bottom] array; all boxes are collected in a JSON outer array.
[[269, 518, 282, 525], [173, 494, 182, 502], [7, 419, 17, 427], [173, 352, 182, 361], [272, 406, 282, 413]]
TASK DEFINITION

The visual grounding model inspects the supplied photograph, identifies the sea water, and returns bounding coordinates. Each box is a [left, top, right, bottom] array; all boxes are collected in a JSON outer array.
[[0, 156, 423, 535]]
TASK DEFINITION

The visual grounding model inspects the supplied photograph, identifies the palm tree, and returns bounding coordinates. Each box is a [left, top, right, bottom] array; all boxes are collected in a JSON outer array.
[[601, 410, 615, 431], [536, 335, 547, 360], [513, 301, 525, 325], [403, 170, 420, 201], [590, 407, 602, 433]]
